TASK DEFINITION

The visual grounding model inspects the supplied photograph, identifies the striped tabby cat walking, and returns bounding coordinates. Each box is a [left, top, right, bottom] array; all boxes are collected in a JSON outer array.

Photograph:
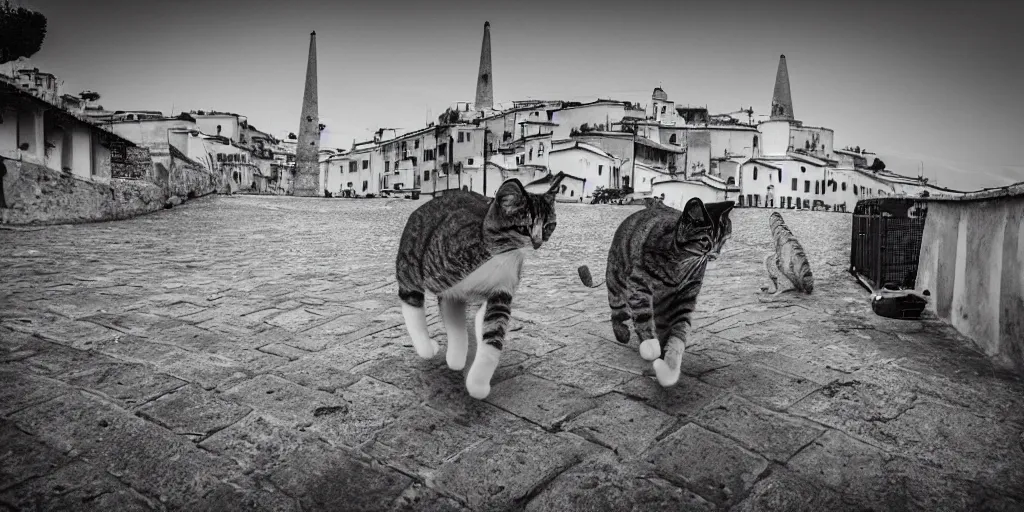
[[578, 198, 734, 387], [395, 177, 563, 399], [762, 212, 814, 295]]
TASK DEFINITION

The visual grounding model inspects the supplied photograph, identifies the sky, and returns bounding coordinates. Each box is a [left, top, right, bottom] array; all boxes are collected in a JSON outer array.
[[14, 0, 1024, 191]]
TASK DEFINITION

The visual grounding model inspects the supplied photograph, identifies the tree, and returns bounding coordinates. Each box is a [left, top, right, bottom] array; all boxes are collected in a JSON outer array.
[[79, 90, 101, 102], [438, 108, 460, 125], [0, 2, 47, 65], [868, 158, 886, 171]]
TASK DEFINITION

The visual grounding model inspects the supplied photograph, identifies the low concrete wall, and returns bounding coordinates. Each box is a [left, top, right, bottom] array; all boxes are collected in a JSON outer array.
[[916, 183, 1024, 373], [167, 154, 220, 200]]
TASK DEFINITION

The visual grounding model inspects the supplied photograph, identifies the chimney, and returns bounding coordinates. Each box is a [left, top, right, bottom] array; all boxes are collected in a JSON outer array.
[[474, 22, 494, 111], [770, 54, 795, 121], [293, 31, 321, 196]]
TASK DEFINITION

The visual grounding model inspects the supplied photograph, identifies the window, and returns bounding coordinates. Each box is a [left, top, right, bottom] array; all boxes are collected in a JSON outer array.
[[385, 161, 390, 172], [842, 182, 847, 191], [753, 167, 758, 180], [753, 136, 759, 148], [804, 181, 810, 193], [804, 199, 810, 209], [801, 166, 806, 173], [560, 185, 567, 194], [467, 158, 474, 165], [854, 185, 858, 195], [362, 160, 368, 170], [529, 149, 533, 161], [669, 134, 677, 145], [362, 180, 368, 191], [598, 165, 603, 176], [739, 195, 745, 207], [424, 149, 435, 161], [458, 132, 465, 143], [755, 194, 761, 207], [727, 177, 735, 185], [349, 161, 357, 172], [466, 132, 471, 142], [538, 144, 545, 156], [815, 181, 819, 194], [424, 170, 430, 181], [791, 178, 798, 191], [414, 139, 420, 149], [570, 190, 574, 197], [660, 106, 666, 114]]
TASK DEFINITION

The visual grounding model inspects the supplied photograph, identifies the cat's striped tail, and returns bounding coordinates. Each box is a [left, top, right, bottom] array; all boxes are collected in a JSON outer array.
[[577, 265, 605, 288]]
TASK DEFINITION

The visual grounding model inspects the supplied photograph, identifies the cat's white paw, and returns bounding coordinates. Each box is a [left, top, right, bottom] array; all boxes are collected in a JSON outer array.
[[413, 338, 440, 359], [446, 346, 467, 371], [466, 380, 491, 400], [652, 359, 680, 387], [639, 339, 661, 361]]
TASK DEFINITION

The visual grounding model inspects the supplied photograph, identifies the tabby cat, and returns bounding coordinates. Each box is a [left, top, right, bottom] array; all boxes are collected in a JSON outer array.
[[578, 198, 735, 387], [395, 177, 563, 399], [762, 212, 814, 295]]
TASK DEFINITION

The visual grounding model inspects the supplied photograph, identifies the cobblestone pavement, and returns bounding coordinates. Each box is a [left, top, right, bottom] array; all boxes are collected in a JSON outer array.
[[2, 195, 1023, 511]]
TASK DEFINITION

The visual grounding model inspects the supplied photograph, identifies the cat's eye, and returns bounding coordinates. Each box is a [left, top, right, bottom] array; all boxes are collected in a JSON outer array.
[[542, 222, 557, 241], [514, 226, 531, 236]]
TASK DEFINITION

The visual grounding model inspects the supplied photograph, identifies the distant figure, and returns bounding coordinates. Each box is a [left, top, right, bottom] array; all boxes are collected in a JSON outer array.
[[0, 160, 8, 209]]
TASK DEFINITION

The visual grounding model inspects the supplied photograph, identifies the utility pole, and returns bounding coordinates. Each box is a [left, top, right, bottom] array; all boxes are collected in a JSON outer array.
[[483, 126, 489, 197]]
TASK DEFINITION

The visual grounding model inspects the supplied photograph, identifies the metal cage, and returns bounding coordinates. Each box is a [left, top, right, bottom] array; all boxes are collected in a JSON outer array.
[[850, 197, 928, 292]]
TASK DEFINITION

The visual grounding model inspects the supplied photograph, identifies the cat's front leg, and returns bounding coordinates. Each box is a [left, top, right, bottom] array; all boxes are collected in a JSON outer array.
[[400, 288, 440, 359], [628, 273, 660, 361], [439, 297, 468, 371], [466, 292, 512, 399], [652, 327, 687, 387]]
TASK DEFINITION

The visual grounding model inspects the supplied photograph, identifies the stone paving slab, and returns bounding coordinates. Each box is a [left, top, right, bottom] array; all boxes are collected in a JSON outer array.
[[2, 196, 1023, 510]]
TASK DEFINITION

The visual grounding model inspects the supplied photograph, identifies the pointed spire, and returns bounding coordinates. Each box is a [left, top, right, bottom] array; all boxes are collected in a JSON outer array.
[[293, 30, 321, 196], [770, 54, 795, 121], [474, 21, 493, 111]]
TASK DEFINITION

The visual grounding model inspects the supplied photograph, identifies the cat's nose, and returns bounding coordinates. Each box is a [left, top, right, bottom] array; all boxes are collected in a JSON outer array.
[[532, 240, 542, 249]]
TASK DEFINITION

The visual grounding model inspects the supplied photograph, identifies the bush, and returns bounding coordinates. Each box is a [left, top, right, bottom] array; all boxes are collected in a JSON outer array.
[[0, 2, 47, 64]]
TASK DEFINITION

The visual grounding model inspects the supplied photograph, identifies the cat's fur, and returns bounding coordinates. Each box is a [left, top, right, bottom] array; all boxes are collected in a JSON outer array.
[[577, 200, 735, 288], [595, 198, 732, 387], [763, 212, 814, 295], [395, 177, 563, 399]]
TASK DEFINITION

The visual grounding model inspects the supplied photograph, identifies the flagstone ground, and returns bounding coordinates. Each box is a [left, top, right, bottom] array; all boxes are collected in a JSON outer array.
[[2, 195, 1022, 511]]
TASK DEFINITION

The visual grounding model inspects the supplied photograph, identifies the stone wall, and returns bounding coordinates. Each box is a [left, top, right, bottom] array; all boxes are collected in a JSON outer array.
[[167, 154, 220, 200], [0, 159, 165, 225], [916, 183, 1024, 374]]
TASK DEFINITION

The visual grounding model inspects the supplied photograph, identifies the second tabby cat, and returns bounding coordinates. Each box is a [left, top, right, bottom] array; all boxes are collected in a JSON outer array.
[[578, 198, 735, 386]]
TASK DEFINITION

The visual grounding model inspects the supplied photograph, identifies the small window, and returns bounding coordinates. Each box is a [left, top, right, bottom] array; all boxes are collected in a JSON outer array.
[[842, 182, 847, 191], [424, 170, 430, 181], [538, 144, 545, 156], [560, 185, 567, 194], [753, 167, 758, 180], [753, 136, 759, 148], [458, 132, 465, 143], [854, 185, 858, 195], [669, 134, 677, 145], [815, 181, 819, 194], [385, 161, 390, 172], [362, 180, 368, 191], [467, 158, 474, 165], [529, 149, 533, 161], [804, 181, 810, 193], [791, 178, 798, 191], [362, 160, 368, 169], [660, 106, 666, 114], [598, 165, 604, 176], [414, 139, 420, 149], [801, 166, 806, 173], [570, 190, 575, 197], [727, 177, 736, 185], [466, 132, 471, 142]]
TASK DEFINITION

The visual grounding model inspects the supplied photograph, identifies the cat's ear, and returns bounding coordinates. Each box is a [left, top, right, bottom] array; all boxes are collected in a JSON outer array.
[[680, 198, 711, 227], [545, 173, 567, 200], [494, 179, 527, 215]]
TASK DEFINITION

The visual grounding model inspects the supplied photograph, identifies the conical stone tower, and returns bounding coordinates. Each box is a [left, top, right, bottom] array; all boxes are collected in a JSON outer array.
[[474, 22, 493, 111], [770, 54, 795, 121], [293, 31, 321, 197]]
